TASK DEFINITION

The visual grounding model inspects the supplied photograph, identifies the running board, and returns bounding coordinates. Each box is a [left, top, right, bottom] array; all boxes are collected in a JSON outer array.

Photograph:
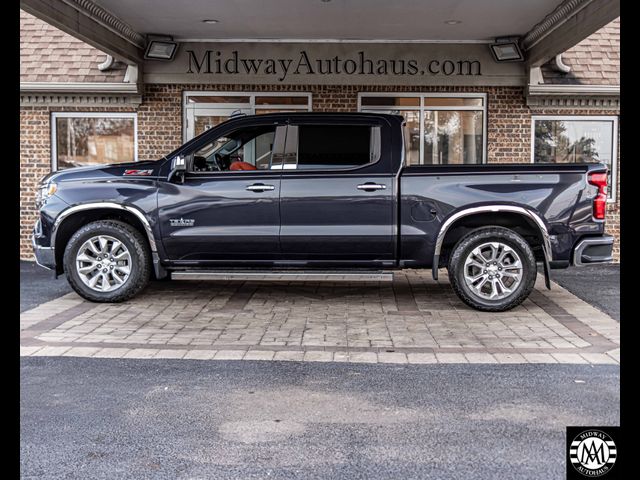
[[170, 270, 394, 282]]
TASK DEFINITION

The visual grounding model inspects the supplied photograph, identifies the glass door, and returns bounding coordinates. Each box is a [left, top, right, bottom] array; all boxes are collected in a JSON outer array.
[[186, 107, 252, 140], [184, 92, 312, 142]]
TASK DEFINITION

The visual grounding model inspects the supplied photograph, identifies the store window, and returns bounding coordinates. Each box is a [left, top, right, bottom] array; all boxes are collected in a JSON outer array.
[[51, 113, 137, 170], [184, 92, 312, 141], [359, 93, 486, 165], [532, 116, 618, 200]]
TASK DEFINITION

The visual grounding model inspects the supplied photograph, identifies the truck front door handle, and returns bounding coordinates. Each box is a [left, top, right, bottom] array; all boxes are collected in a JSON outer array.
[[357, 183, 387, 191], [246, 184, 275, 192]]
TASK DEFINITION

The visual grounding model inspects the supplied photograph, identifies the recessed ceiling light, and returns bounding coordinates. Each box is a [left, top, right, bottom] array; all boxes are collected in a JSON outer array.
[[202, 19, 219, 24], [444, 20, 462, 25]]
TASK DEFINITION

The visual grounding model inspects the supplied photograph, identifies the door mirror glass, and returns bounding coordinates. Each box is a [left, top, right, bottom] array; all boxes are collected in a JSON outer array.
[[168, 155, 186, 183]]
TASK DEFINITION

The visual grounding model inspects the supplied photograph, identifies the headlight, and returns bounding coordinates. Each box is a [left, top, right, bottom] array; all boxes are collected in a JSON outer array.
[[35, 182, 57, 209]]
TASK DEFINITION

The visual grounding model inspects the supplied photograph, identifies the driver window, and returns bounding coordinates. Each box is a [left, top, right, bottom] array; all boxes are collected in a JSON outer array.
[[190, 125, 278, 172]]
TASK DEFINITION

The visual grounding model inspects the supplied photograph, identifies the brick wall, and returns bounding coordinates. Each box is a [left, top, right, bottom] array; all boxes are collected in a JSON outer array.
[[527, 106, 621, 260], [20, 84, 620, 262], [20, 105, 137, 259]]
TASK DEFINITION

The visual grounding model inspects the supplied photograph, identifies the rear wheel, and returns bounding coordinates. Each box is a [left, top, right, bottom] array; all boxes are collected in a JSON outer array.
[[447, 227, 537, 311], [63, 220, 151, 302]]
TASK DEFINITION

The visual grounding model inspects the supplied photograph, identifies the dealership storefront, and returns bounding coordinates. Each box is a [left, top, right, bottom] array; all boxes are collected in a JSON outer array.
[[19, 9, 620, 260]]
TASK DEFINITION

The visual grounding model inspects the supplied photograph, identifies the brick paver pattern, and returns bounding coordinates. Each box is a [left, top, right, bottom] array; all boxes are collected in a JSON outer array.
[[20, 271, 620, 364]]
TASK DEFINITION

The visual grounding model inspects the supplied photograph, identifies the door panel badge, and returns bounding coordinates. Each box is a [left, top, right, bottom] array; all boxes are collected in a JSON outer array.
[[169, 218, 195, 227]]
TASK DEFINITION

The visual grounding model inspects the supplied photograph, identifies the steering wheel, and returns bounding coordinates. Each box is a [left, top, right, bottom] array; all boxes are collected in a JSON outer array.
[[213, 153, 226, 171]]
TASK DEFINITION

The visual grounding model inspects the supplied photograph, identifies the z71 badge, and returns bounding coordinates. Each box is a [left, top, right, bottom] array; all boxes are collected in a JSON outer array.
[[123, 169, 154, 176], [169, 218, 195, 227]]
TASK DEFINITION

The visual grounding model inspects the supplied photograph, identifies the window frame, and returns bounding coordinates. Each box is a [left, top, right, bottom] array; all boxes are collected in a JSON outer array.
[[50, 112, 138, 171], [530, 115, 619, 202], [357, 92, 488, 165], [182, 91, 313, 142], [281, 121, 386, 174], [287, 123, 382, 172], [186, 124, 284, 174]]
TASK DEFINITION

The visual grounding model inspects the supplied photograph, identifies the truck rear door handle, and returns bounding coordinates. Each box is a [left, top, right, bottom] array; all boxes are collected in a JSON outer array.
[[357, 183, 387, 191], [246, 183, 275, 192]]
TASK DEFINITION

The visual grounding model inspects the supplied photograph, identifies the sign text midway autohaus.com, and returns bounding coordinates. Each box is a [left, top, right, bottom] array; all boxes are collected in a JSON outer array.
[[186, 49, 482, 82], [142, 43, 525, 85]]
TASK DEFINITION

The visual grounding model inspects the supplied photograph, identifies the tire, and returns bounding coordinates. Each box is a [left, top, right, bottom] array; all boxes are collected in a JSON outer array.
[[447, 226, 537, 312], [63, 220, 151, 302]]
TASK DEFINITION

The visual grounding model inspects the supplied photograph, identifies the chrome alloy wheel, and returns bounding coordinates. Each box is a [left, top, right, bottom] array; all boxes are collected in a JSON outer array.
[[75, 235, 132, 292], [463, 241, 523, 301]]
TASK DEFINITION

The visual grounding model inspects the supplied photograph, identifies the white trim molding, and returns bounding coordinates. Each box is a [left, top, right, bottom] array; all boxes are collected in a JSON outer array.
[[20, 82, 142, 106], [527, 84, 620, 96], [526, 82, 619, 109], [21, 82, 140, 93]]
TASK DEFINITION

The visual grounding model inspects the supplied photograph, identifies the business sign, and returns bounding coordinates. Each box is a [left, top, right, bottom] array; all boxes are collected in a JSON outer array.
[[143, 42, 526, 86]]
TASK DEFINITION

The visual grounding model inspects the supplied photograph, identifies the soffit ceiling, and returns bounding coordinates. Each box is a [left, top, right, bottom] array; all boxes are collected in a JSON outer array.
[[94, 0, 565, 42]]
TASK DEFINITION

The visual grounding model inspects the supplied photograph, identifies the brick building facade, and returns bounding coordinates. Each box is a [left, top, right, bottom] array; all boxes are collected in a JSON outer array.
[[20, 11, 620, 260]]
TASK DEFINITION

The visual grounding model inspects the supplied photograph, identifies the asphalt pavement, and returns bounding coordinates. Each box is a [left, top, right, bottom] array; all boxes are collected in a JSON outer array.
[[20, 260, 71, 312], [552, 265, 620, 321], [21, 357, 619, 480]]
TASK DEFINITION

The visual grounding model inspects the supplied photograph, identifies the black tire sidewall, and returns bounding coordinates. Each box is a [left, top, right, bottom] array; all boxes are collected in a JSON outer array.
[[448, 227, 537, 311], [63, 220, 151, 302]]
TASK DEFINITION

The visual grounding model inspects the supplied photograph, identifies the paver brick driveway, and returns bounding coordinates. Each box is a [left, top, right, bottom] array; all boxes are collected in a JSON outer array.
[[20, 271, 619, 365]]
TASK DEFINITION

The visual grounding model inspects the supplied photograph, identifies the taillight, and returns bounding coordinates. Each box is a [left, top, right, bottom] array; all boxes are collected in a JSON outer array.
[[588, 171, 608, 220]]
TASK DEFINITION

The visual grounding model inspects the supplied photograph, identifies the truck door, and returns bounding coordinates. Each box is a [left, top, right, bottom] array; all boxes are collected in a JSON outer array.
[[157, 120, 286, 262], [278, 117, 396, 264]]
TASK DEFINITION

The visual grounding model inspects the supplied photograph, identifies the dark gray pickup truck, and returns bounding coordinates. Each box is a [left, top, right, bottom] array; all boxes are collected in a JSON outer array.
[[32, 112, 613, 311]]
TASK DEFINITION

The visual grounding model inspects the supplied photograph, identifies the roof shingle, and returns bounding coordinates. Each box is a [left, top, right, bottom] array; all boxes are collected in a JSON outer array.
[[541, 17, 619, 85], [20, 10, 126, 83]]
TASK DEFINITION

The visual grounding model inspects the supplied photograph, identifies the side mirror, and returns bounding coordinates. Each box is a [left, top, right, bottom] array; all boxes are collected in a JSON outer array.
[[168, 155, 186, 183]]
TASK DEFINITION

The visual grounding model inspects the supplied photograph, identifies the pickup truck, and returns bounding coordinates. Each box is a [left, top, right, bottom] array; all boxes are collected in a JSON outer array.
[[32, 112, 614, 311]]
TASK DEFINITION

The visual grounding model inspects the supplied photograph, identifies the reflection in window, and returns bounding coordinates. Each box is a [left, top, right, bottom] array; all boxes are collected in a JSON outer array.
[[424, 111, 483, 164], [533, 117, 617, 199], [191, 126, 277, 172], [54, 115, 136, 169], [360, 97, 420, 107], [360, 94, 485, 165], [534, 119, 613, 164], [194, 115, 235, 137], [401, 111, 420, 165], [187, 96, 250, 104], [255, 96, 309, 105]]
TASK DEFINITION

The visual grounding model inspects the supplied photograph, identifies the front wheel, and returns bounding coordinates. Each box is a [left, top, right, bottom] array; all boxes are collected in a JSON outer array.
[[447, 227, 537, 312], [63, 220, 151, 302]]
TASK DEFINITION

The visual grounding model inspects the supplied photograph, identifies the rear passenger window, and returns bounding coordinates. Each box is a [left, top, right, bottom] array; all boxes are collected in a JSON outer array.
[[295, 125, 380, 170]]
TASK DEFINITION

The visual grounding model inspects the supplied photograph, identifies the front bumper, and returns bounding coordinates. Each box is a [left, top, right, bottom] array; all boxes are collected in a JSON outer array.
[[573, 235, 614, 266], [31, 220, 55, 270]]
